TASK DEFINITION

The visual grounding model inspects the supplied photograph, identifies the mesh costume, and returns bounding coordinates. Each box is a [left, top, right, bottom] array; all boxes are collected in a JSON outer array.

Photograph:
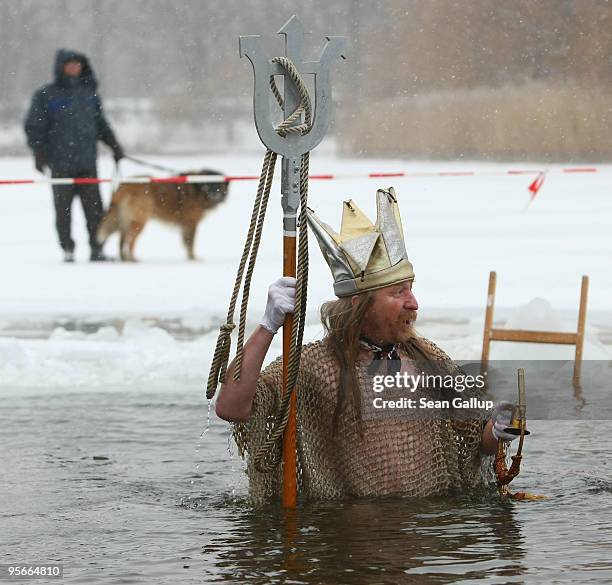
[[233, 338, 490, 505]]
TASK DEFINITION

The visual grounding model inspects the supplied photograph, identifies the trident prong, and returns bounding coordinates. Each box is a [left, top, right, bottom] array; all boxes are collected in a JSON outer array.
[[278, 15, 304, 74]]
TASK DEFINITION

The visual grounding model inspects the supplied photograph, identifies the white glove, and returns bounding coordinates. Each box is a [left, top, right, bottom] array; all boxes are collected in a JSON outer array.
[[260, 277, 296, 334], [490, 401, 519, 442]]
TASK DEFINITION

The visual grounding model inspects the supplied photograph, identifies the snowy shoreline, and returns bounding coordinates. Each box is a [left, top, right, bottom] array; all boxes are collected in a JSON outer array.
[[1, 154, 610, 395]]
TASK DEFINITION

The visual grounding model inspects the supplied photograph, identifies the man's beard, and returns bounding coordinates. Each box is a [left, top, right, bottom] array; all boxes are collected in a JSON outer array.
[[395, 309, 418, 343]]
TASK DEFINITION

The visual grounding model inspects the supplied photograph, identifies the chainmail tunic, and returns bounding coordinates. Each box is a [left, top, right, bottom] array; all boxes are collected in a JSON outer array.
[[233, 337, 491, 505]]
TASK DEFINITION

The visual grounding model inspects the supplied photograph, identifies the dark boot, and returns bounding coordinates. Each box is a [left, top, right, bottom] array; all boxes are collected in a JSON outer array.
[[90, 247, 110, 262]]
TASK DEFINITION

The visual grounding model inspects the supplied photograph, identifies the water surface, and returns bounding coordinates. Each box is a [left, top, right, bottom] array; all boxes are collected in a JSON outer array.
[[2, 391, 611, 584]]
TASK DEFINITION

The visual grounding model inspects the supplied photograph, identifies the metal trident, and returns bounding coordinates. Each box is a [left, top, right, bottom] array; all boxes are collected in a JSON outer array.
[[239, 16, 345, 508]]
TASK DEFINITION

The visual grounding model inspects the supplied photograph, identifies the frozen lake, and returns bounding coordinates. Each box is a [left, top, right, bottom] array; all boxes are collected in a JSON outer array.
[[1, 154, 611, 583], [1, 154, 610, 390]]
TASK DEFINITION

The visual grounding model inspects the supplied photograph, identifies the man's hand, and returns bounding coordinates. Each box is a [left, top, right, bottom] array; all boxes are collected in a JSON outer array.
[[34, 150, 47, 173], [490, 401, 519, 442], [112, 144, 125, 163], [260, 277, 296, 334]]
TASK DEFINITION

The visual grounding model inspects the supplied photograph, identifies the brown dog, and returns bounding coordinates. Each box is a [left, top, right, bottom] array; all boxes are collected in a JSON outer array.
[[96, 170, 229, 261]]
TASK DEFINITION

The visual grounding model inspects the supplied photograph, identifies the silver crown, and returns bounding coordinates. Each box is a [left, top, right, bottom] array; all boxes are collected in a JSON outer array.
[[306, 187, 414, 297]]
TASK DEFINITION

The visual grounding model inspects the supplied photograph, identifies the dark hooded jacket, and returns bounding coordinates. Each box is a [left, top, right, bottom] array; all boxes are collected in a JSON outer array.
[[24, 49, 122, 175]]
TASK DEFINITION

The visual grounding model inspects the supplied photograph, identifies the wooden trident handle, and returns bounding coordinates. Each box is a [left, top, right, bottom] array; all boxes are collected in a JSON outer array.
[[282, 235, 298, 508]]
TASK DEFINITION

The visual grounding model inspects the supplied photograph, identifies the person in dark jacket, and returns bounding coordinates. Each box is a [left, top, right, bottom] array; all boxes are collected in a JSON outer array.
[[25, 49, 124, 262]]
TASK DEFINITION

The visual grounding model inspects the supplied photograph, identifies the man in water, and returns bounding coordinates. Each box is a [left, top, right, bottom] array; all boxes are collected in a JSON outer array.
[[25, 49, 124, 262], [215, 188, 517, 502]]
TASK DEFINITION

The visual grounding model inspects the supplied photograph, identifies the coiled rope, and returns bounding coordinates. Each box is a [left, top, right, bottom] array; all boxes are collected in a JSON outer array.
[[207, 58, 312, 472]]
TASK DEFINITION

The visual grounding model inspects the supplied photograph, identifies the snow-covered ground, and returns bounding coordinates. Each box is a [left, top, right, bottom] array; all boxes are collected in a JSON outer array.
[[0, 154, 610, 394]]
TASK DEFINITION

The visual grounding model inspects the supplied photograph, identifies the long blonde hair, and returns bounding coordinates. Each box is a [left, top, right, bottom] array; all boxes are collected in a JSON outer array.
[[320, 292, 374, 434]]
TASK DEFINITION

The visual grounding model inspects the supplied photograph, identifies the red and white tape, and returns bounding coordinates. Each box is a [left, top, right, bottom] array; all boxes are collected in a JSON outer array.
[[0, 166, 603, 201]]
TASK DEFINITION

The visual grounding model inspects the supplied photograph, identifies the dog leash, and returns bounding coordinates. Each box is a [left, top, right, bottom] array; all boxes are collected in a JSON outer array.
[[124, 155, 183, 175]]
